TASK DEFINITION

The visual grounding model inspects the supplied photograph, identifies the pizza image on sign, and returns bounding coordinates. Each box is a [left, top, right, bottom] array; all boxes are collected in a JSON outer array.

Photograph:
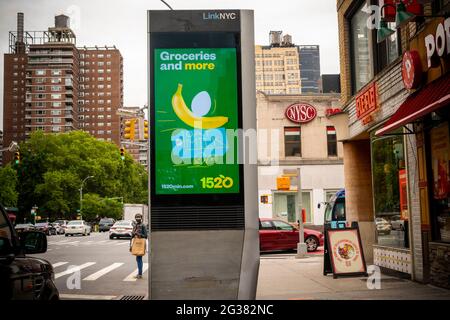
[[337, 242, 356, 260]]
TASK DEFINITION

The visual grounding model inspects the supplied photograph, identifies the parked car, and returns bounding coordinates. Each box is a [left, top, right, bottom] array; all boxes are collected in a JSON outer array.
[[99, 218, 115, 232], [109, 220, 134, 239], [53, 220, 69, 234], [14, 223, 36, 234], [375, 217, 392, 235], [259, 218, 324, 252], [65, 220, 91, 236], [0, 204, 59, 300], [34, 222, 57, 236], [390, 215, 405, 231]]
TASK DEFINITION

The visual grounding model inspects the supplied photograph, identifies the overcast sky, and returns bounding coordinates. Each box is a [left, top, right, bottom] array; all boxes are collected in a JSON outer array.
[[0, 0, 339, 130]]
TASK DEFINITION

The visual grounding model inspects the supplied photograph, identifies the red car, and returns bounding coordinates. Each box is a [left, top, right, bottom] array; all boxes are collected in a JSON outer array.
[[259, 218, 324, 252]]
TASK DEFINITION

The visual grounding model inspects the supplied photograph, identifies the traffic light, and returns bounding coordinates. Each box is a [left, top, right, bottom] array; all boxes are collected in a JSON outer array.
[[124, 119, 136, 141], [120, 147, 125, 160], [14, 151, 20, 165], [144, 120, 149, 140]]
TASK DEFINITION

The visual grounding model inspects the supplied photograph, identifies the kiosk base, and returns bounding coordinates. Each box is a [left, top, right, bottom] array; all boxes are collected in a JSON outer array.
[[150, 230, 252, 299]]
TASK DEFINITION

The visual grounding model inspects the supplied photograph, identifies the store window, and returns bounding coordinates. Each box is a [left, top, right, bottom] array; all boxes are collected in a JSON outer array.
[[327, 126, 338, 156], [371, 132, 409, 248], [272, 191, 312, 224], [427, 117, 450, 243], [284, 127, 301, 157]]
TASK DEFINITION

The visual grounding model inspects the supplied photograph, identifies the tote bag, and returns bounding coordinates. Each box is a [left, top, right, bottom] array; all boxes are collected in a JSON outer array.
[[131, 238, 146, 256]]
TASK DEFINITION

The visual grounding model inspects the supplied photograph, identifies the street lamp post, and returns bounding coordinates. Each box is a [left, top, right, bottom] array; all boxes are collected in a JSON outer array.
[[79, 176, 94, 220]]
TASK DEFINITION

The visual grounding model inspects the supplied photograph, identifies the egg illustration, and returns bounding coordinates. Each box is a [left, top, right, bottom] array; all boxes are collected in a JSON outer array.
[[191, 91, 212, 117]]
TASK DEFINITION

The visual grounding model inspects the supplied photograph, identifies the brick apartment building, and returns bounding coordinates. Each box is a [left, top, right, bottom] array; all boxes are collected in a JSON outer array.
[[2, 13, 123, 164]]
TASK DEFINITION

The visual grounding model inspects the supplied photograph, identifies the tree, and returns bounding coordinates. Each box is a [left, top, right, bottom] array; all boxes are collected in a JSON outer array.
[[82, 193, 123, 221], [0, 165, 18, 207], [14, 130, 148, 221]]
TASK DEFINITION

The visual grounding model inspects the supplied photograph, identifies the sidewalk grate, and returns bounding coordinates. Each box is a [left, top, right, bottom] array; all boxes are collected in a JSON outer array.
[[118, 295, 146, 300], [360, 278, 406, 283]]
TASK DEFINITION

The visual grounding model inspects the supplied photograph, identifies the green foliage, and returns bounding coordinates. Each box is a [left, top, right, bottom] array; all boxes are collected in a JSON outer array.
[[14, 130, 148, 221], [0, 165, 18, 207], [82, 193, 123, 221]]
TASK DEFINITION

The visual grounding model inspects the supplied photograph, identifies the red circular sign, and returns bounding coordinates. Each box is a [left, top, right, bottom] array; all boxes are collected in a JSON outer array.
[[402, 50, 422, 90], [285, 103, 317, 123]]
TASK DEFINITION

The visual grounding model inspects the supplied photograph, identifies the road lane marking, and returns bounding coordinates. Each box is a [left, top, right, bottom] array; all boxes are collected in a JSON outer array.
[[55, 262, 96, 279], [60, 294, 116, 300], [123, 263, 149, 282], [52, 262, 68, 268], [114, 242, 130, 246], [53, 241, 80, 245], [83, 263, 124, 281]]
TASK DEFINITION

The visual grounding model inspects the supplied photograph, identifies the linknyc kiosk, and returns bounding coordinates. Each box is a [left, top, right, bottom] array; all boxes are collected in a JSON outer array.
[[148, 10, 259, 299]]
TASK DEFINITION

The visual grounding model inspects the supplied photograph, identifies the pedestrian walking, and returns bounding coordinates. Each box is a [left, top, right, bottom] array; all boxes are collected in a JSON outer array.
[[130, 213, 147, 279]]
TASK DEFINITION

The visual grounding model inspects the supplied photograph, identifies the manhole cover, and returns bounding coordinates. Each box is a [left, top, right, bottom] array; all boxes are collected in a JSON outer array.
[[118, 295, 146, 300]]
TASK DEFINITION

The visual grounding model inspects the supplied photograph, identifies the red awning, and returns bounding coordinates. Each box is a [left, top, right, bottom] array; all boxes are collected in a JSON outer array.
[[375, 73, 450, 136]]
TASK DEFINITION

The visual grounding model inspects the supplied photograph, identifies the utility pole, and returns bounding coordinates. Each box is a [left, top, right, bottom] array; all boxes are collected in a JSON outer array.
[[296, 167, 308, 258]]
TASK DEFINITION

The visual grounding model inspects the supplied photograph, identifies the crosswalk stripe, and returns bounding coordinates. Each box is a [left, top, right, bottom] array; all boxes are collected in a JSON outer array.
[[123, 263, 149, 282], [55, 262, 96, 279], [52, 262, 68, 268], [83, 263, 124, 281]]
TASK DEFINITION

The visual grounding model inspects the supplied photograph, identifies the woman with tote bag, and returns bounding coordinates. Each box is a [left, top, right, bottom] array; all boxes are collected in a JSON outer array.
[[129, 213, 148, 279]]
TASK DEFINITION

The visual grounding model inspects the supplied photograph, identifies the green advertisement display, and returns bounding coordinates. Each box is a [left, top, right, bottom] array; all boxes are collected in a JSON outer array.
[[154, 48, 240, 195]]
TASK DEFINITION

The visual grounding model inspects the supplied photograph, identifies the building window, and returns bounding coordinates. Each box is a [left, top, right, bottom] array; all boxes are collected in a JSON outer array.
[[51, 94, 61, 99], [371, 132, 408, 249], [51, 70, 61, 76], [36, 70, 46, 75], [327, 126, 338, 156], [350, 1, 373, 93], [52, 118, 61, 123], [284, 127, 301, 157], [376, 21, 400, 72]]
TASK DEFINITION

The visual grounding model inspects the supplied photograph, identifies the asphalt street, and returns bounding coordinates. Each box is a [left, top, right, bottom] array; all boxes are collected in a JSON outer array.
[[31, 232, 148, 300]]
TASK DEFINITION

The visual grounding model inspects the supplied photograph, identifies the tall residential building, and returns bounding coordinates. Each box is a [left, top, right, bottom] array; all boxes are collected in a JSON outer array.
[[298, 45, 321, 93], [255, 31, 321, 95], [2, 13, 123, 164], [78, 47, 123, 145], [25, 15, 79, 138]]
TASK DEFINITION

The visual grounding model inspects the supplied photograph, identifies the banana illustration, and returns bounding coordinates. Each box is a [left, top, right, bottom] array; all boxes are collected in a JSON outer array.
[[171, 84, 228, 129]]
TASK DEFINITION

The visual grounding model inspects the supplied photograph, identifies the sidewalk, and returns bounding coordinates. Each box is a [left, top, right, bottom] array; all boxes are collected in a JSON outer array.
[[256, 255, 450, 300]]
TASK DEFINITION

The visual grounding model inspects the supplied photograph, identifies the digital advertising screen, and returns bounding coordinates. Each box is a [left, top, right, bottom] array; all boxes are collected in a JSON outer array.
[[153, 48, 240, 195]]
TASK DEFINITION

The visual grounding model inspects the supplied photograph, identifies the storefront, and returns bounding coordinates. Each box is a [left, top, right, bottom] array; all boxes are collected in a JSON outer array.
[[375, 17, 450, 289], [257, 92, 345, 227]]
